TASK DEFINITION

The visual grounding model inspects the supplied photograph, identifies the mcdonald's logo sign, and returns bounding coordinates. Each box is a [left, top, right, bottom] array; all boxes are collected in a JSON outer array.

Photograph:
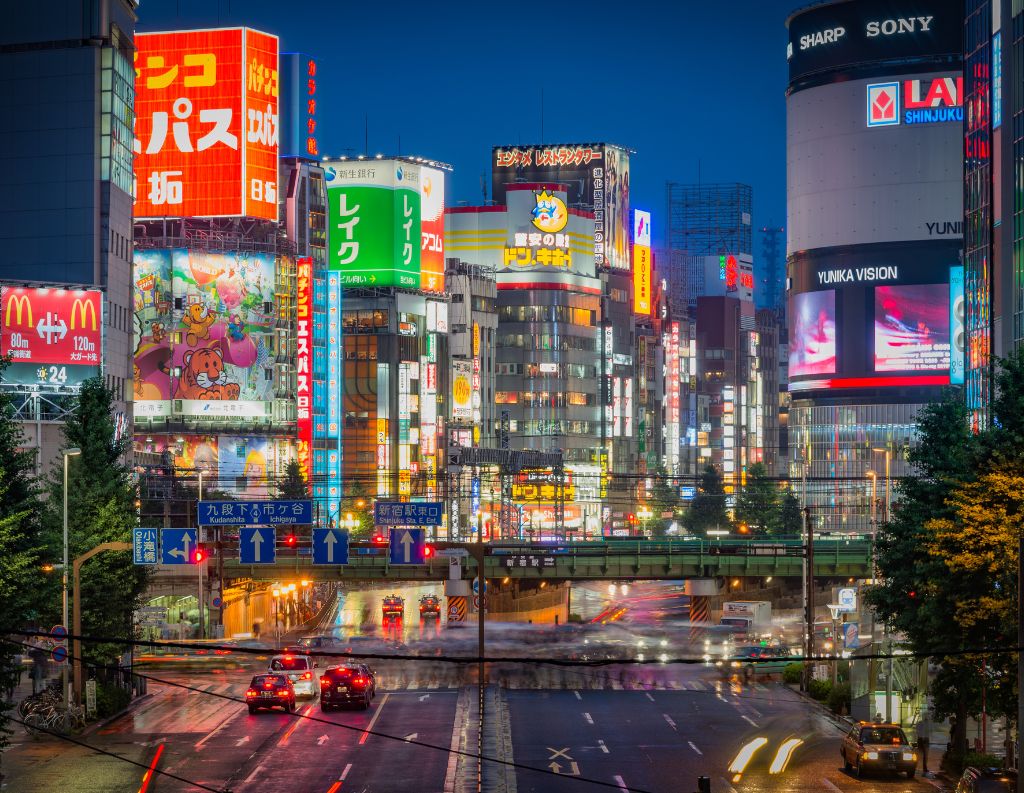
[[4, 293, 33, 328], [70, 296, 99, 331]]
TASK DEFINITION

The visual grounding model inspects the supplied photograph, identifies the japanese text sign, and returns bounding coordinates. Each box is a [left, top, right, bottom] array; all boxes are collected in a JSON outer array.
[[133, 528, 159, 565], [296, 257, 313, 489], [198, 499, 312, 526], [374, 501, 444, 526], [134, 28, 279, 220]]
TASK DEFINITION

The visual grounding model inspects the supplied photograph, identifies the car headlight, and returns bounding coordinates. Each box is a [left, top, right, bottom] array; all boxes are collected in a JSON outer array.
[[902, 752, 915, 761], [730, 661, 741, 668], [863, 751, 878, 760]]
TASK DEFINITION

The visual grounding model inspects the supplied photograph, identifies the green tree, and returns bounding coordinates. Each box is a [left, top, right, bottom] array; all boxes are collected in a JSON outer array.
[[646, 466, 681, 537], [41, 379, 149, 673], [339, 479, 373, 540], [734, 463, 780, 536], [779, 488, 803, 535], [0, 361, 43, 772], [277, 459, 309, 500], [684, 464, 730, 534]]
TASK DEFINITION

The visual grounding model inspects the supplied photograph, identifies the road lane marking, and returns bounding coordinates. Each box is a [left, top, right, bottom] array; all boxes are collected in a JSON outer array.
[[278, 704, 314, 746], [326, 784, 341, 793], [235, 735, 250, 747], [821, 780, 843, 792], [688, 741, 702, 755], [340, 763, 352, 780], [645, 692, 655, 702], [194, 708, 237, 750], [358, 693, 390, 745], [583, 712, 594, 725], [574, 690, 582, 700], [317, 734, 329, 745], [741, 715, 758, 728], [419, 694, 430, 701], [404, 732, 418, 741], [613, 774, 629, 792], [598, 739, 609, 754], [663, 714, 677, 730], [548, 747, 573, 760], [243, 763, 264, 784]]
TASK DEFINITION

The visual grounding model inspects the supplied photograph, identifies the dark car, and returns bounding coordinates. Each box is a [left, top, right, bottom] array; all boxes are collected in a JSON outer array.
[[956, 767, 1017, 792], [320, 665, 376, 710], [419, 594, 441, 618], [284, 636, 347, 656], [382, 595, 404, 619], [841, 722, 916, 778], [245, 674, 296, 714]]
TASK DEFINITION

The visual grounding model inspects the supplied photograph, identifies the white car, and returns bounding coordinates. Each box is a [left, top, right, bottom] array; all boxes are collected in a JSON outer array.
[[268, 654, 318, 698]]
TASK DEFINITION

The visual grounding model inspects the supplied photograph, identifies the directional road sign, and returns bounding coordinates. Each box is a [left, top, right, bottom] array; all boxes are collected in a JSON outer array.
[[239, 527, 276, 564], [198, 499, 313, 526], [133, 528, 159, 565], [313, 528, 349, 565], [375, 501, 443, 526], [160, 528, 198, 564], [389, 528, 426, 564]]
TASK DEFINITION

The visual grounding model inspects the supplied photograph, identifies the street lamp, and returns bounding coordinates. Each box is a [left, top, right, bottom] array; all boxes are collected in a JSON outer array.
[[637, 505, 654, 537], [62, 447, 81, 714]]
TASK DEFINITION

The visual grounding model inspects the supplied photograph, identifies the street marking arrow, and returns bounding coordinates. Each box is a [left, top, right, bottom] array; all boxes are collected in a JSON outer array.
[[235, 735, 250, 746], [418, 694, 430, 701], [251, 530, 263, 563], [400, 530, 414, 563], [403, 733, 417, 742], [324, 530, 337, 563], [317, 734, 329, 746], [548, 761, 563, 774]]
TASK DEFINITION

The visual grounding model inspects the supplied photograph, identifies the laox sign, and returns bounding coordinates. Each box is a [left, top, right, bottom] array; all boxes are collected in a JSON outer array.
[[866, 76, 962, 127]]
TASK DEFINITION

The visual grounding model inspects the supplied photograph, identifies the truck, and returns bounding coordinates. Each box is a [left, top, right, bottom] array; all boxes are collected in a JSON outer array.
[[718, 601, 772, 642]]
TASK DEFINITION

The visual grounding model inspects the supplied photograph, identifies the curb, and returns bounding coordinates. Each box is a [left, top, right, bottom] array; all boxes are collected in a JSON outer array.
[[784, 683, 852, 732], [82, 692, 154, 736]]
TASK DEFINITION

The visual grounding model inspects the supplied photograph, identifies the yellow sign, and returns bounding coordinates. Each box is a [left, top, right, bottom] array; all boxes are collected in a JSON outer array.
[[472, 322, 480, 357], [633, 244, 652, 315], [511, 469, 575, 502], [503, 247, 571, 268]]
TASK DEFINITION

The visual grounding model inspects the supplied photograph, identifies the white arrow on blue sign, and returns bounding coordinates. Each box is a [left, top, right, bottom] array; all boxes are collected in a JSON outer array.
[[389, 529, 425, 565], [313, 528, 349, 565], [160, 529, 197, 565], [239, 527, 276, 564]]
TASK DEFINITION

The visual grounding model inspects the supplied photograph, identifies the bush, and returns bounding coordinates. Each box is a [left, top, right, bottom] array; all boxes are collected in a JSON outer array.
[[807, 678, 832, 701], [783, 662, 803, 685], [94, 680, 131, 719], [827, 682, 850, 715]]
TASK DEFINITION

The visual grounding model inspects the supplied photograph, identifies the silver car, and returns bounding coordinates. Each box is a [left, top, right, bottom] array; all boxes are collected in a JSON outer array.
[[268, 654, 318, 699]]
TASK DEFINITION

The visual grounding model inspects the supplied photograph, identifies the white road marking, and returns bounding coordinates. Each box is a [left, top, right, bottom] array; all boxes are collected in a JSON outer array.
[[688, 741, 702, 755], [613, 774, 630, 792], [340, 763, 352, 780], [317, 734, 329, 745], [419, 694, 430, 701], [597, 739, 609, 754], [741, 715, 759, 728], [243, 763, 264, 784], [234, 735, 250, 747], [821, 780, 843, 792], [583, 712, 594, 725], [645, 692, 655, 702], [194, 708, 237, 750], [663, 714, 677, 730], [574, 690, 582, 700], [358, 693, 390, 745], [403, 732, 418, 742]]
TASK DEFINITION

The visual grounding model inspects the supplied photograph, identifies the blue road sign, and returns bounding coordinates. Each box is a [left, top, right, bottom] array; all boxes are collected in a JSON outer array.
[[389, 528, 426, 565], [312, 528, 349, 565], [50, 625, 68, 641], [239, 527, 277, 564], [374, 501, 443, 526], [51, 645, 68, 664], [198, 500, 313, 527], [133, 528, 159, 565], [160, 529, 198, 564]]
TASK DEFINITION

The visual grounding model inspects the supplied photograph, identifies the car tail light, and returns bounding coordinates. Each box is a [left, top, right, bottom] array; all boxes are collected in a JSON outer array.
[[263, 683, 273, 689], [320, 677, 330, 687], [301, 671, 312, 680], [353, 676, 365, 686], [245, 690, 257, 698], [277, 690, 290, 697]]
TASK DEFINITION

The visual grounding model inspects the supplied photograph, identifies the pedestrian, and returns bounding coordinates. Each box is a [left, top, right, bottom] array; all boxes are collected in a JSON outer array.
[[252, 621, 261, 639], [29, 646, 46, 695], [916, 710, 932, 776]]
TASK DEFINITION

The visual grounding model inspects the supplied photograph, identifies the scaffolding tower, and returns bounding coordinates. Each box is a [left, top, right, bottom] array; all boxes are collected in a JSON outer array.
[[665, 182, 753, 257]]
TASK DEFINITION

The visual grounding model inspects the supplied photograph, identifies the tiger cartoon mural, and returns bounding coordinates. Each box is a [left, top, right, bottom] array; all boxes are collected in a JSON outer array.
[[174, 347, 240, 400]]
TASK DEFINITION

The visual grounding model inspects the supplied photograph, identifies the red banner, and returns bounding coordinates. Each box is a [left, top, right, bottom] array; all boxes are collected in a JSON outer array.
[[1, 287, 103, 367], [295, 257, 313, 492]]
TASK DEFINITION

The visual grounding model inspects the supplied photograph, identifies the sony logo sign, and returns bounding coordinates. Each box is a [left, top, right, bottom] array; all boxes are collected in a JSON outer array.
[[799, 26, 846, 51], [866, 16, 934, 37], [817, 266, 899, 285]]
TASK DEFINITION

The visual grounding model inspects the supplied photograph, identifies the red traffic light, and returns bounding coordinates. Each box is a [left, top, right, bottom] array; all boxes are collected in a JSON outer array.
[[192, 546, 207, 564], [285, 533, 297, 547], [424, 545, 433, 558]]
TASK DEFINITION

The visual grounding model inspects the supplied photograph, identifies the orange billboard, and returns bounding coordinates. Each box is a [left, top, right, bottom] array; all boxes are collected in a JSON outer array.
[[134, 28, 278, 220]]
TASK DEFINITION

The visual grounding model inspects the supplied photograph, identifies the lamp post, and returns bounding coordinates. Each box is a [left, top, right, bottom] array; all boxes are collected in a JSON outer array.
[[62, 447, 81, 715], [271, 587, 281, 648], [873, 445, 893, 722], [866, 471, 877, 532]]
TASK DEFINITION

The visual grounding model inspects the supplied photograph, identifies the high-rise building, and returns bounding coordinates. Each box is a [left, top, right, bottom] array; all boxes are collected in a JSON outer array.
[[0, 0, 137, 471], [963, 0, 1022, 430], [785, 0, 963, 531]]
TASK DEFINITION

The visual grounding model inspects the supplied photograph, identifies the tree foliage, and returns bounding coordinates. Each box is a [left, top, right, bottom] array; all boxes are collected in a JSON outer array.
[[779, 488, 803, 535], [734, 463, 782, 536], [646, 466, 681, 537], [277, 459, 309, 500], [684, 464, 730, 534]]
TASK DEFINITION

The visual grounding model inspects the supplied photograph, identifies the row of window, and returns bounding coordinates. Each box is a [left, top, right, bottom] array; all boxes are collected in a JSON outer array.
[[495, 391, 594, 407], [498, 305, 596, 326], [496, 362, 598, 379], [498, 334, 596, 352]]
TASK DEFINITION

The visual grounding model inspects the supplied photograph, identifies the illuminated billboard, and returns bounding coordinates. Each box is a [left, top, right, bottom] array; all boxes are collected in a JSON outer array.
[[491, 143, 631, 271], [132, 250, 173, 414], [420, 166, 446, 293], [633, 210, 652, 315], [134, 28, 279, 220], [874, 284, 950, 372], [1, 287, 103, 388], [789, 290, 837, 377], [866, 76, 962, 127], [324, 159, 421, 288], [452, 359, 472, 422], [280, 53, 318, 159], [296, 257, 313, 488], [949, 265, 964, 384]]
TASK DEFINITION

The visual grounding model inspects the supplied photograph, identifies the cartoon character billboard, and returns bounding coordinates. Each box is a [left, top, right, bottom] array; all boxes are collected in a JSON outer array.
[[219, 435, 270, 497], [133, 250, 174, 415]]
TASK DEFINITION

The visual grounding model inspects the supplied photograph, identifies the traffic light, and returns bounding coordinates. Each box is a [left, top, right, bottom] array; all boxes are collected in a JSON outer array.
[[192, 545, 207, 564], [284, 533, 298, 548], [423, 545, 434, 559]]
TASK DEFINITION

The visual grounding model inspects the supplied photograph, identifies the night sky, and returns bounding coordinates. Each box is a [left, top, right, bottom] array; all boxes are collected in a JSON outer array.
[[137, 0, 797, 249]]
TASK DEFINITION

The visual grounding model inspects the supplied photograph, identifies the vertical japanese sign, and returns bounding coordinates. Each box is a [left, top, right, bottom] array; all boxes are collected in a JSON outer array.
[[1, 287, 103, 388], [950, 265, 965, 385], [296, 257, 313, 489], [632, 209, 652, 315], [324, 159, 421, 288], [420, 166, 445, 293], [279, 53, 318, 158], [134, 28, 278, 219], [452, 359, 473, 421]]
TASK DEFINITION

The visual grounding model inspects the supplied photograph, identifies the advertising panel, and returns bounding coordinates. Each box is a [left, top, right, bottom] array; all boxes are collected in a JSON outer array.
[[633, 210, 652, 315], [452, 359, 472, 422], [874, 284, 950, 372], [789, 290, 837, 377], [491, 143, 630, 271], [296, 257, 313, 488], [134, 28, 279, 220], [219, 435, 270, 498], [1, 287, 103, 388], [325, 159, 421, 288], [279, 53, 318, 159], [172, 250, 276, 415], [787, 0, 962, 82], [787, 73, 963, 252], [132, 250, 173, 414], [949, 265, 965, 384], [420, 166, 445, 293]]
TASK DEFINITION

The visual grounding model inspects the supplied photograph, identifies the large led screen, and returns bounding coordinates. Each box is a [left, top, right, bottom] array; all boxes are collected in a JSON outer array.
[[874, 284, 950, 372], [789, 290, 837, 377]]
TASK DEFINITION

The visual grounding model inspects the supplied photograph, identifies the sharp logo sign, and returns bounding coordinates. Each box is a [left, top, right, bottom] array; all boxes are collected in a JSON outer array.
[[867, 77, 962, 127]]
